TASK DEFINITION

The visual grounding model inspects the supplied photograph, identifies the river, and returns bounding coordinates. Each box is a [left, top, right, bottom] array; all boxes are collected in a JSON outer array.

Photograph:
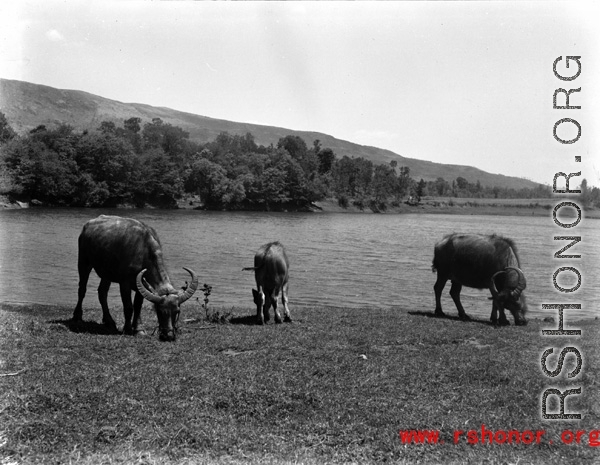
[[0, 208, 597, 321]]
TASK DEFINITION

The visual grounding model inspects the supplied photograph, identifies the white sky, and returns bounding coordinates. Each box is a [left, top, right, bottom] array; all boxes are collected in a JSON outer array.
[[1, 1, 598, 186]]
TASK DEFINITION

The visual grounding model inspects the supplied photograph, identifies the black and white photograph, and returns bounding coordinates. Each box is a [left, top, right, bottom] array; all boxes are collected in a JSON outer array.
[[0, 1, 598, 463]]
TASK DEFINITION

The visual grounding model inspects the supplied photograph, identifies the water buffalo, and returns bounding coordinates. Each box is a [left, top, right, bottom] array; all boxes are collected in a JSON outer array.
[[72, 215, 198, 341], [432, 233, 527, 326], [243, 241, 291, 325]]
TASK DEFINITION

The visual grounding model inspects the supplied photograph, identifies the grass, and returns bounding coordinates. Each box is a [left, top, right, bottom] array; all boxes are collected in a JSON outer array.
[[424, 197, 557, 206], [0, 302, 598, 464], [316, 197, 600, 219]]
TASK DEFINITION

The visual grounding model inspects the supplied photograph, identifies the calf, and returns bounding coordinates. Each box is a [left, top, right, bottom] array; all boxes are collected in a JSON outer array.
[[243, 242, 291, 325]]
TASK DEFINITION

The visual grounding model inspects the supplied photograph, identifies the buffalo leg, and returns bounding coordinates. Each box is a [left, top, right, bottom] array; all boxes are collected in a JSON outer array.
[[490, 301, 510, 326], [490, 300, 498, 325], [98, 279, 117, 331], [253, 288, 265, 325], [433, 275, 447, 317], [498, 307, 510, 326], [119, 283, 134, 335], [73, 264, 92, 321], [449, 281, 470, 320], [263, 291, 271, 323], [282, 283, 292, 323], [132, 291, 146, 335], [271, 290, 282, 324]]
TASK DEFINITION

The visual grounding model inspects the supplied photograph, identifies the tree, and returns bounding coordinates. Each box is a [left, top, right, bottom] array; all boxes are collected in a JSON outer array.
[[27, 123, 77, 158], [395, 166, 411, 201], [312, 139, 321, 154], [3, 138, 79, 203], [142, 118, 190, 161], [98, 121, 116, 134], [579, 178, 590, 207], [240, 132, 258, 154], [258, 167, 289, 206], [121, 117, 142, 153], [124, 117, 141, 134], [413, 178, 427, 202], [434, 177, 449, 196], [372, 164, 396, 202], [75, 131, 137, 204], [185, 158, 246, 207], [277, 135, 318, 175], [589, 186, 600, 208], [333, 156, 358, 196], [3, 124, 84, 203], [354, 158, 373, 198], [135, 147, 183, 206], [455, 176, 469, 190], [206, 132, 258, 161], [280, 152, 310, 203], [277, 135, 308, 162], [0, 111, 17, 144], [317, 148, 335, 175]]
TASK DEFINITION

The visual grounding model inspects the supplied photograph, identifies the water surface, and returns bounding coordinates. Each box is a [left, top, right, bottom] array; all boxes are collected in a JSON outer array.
[[0, 209, 597, 321]]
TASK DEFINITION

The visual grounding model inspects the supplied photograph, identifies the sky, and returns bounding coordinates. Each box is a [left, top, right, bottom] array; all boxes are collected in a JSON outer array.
[[1, 1, 598, 186]]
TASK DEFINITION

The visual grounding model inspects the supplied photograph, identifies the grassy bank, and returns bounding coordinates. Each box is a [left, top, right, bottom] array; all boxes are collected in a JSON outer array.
[[0, 302, 598, 464], [314, 197, 600, 219]]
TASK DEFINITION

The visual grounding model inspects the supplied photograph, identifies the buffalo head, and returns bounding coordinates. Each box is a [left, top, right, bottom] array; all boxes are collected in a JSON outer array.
[[136, 267, 198, 341], [491, 267, 528, 326]]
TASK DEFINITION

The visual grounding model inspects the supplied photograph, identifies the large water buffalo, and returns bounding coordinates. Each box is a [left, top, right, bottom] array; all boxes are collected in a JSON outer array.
[[432, 233, 527, 326], [72, 215, 198, 341], [243, 241, 291, 325]]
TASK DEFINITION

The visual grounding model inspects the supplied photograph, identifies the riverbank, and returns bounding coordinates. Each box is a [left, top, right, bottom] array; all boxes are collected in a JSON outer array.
[[1, 302, 598, 464], [2, 193, 597, 219], [312, 197, 600, 218]]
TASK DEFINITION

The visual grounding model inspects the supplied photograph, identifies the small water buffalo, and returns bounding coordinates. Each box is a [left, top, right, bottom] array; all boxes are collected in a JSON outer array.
[[72, 215, 198, 341], [243, 242, 291, 325], [432, 233, 527, 326]]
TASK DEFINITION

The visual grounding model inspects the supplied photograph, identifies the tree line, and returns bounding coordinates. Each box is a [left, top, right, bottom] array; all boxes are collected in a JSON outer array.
[[1, 112, 597, 210]]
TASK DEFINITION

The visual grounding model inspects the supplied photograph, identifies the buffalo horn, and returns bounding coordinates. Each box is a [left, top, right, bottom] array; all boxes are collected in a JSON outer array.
[[136, 269, 163, 304], [178, 267, 199, 304], [490, 270, 504, 297], [491, 267, 526, 298], [504, 266, 526, 296]]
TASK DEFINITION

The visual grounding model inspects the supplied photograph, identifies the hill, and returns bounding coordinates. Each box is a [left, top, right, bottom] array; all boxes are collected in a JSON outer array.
[[0, 78, 540, 190]]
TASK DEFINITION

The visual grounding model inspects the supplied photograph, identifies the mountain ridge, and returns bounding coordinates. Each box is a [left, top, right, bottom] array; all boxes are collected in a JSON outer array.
[[0, 78, 541, 190]]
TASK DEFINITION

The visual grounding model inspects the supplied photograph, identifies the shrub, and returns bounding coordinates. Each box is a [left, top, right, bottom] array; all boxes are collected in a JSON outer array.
[[337, 194, 349, 208], [369, 200, 387, 213], [352, 199, 365, 211], [204, 307, 232, 324]]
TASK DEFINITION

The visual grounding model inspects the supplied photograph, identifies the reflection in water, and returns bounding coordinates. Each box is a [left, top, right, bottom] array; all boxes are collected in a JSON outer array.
[[0, 209, 598, 320]]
